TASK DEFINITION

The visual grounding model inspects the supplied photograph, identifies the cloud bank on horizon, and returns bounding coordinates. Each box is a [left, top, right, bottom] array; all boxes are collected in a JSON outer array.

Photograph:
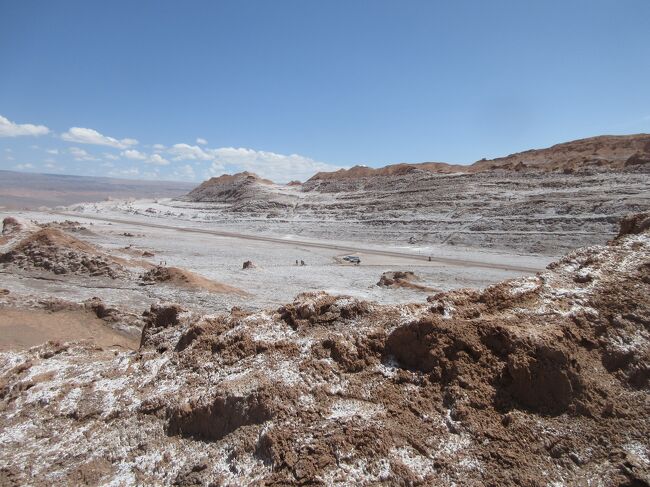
[[0, 113, 345, 183]]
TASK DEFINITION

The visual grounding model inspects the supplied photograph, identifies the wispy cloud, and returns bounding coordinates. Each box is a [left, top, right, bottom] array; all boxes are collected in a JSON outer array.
[[207, 147, 343, 182], [121, 149, 147, 160], [173, 164, 196, 180], [147, 154, 170, 166], [108, 167, 140, 178], [61, 127, 138, 149], [0, 114, 49, 137], [1, 114, 344, 183], [121, 149, 169, 165], [69, 147, 98, 161], [167, 143, 343, 182], [168, 143, 213, 161], [44, 161, 64, 171]]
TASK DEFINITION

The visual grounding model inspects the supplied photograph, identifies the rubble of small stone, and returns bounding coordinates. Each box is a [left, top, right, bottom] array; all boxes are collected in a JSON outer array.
[[377, 271, 437, 292], [40, 219, 92, 234], [0, 214, 648, 485]]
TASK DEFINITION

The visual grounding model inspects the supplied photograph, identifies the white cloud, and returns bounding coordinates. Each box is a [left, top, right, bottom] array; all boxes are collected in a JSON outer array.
[[166, 142, 342, 182], [15, 163, 34, 170], [147, 154, 170, 165], [168, 143, 213, 161], [109, 168, 140, 177], [121, 149, 147, 160], [152, 143, 166, 151], [43, 161, 63, 171], [0, 115, 50, 137], [119, 149, 169, 166], [196, 137, 207, 145], [61, 127, 138, 149], [69, 147, 98, 161], [103, 153, 119, 160], [5, 155, 15, 161], [206, 147, 344, 182], [46, 148, 59, 155], [173, 164, 196, 181]]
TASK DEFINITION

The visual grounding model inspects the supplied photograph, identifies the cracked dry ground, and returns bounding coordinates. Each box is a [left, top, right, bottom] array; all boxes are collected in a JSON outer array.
[[1, 214, 649, 486]]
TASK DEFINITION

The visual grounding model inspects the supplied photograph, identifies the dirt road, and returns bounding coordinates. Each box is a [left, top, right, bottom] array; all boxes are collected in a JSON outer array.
[[50, 211, 544, 273]]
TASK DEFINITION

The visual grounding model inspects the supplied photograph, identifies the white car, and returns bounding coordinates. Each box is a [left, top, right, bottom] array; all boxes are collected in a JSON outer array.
[[342, 255, 361, 264]]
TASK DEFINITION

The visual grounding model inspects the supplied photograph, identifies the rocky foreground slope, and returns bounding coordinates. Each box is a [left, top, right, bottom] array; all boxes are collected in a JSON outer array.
[[1, 214, 649, 485]]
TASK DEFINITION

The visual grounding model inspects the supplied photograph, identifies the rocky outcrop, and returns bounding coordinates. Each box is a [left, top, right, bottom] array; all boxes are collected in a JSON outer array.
[[0, 227, 127, 278], [617, 211, 650, 239], [470, 134, 650, 172], [377, 271, 437, 292], [0, 215, 649, 485], [180, 171, 297, 212], [182, 172, 272, 202]]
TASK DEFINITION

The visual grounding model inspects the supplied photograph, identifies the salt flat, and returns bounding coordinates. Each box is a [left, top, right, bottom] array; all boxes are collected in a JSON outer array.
[[1, 206, 549, 319]]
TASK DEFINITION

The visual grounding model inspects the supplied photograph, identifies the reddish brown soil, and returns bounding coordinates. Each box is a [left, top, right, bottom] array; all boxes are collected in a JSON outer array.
[[0, 307, 138, 351], [140, 265, 247, 295], [0, 213, 648, 485], [377, 270, 438, 292]]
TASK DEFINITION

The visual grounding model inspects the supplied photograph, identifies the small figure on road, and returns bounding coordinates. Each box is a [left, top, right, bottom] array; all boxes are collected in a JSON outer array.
[[300, 260, 305, 266]]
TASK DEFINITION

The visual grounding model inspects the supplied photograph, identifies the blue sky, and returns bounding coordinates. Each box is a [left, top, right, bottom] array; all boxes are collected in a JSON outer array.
[[1, 0, 649, 182]]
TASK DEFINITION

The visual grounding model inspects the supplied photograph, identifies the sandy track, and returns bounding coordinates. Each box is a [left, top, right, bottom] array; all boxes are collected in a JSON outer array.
[[50, 211, 544, 273], [0, 307, 138, 351]]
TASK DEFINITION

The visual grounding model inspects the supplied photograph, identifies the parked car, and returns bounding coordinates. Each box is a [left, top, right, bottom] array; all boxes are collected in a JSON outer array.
[[342, 255, 361, 264]]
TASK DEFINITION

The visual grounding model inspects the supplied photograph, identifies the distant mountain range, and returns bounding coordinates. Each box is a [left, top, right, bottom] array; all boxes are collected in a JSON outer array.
[[0, 171, 195, 209]]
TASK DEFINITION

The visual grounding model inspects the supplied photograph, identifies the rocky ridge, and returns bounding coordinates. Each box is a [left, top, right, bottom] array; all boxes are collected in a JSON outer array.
[[308, 134, 650, 182], [0, 213, 648, 485], [176, 135, 650, 255]]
